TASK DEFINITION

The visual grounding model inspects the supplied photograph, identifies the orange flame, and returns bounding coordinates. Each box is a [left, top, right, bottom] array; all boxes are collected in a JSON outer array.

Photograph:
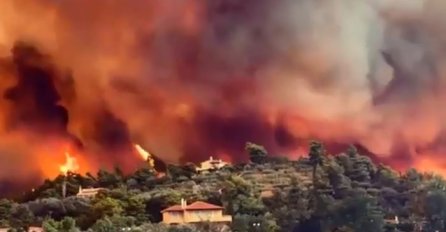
[[134, 144, 155, 168], [59, 152, 79, 175]]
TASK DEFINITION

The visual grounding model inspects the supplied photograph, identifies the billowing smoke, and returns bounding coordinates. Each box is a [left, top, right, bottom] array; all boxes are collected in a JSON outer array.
[[0, 0, 446, 194], [4, 42, 70, 137]]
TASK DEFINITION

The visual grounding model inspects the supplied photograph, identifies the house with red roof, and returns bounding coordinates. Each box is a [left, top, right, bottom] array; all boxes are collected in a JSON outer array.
[[161, 199, 232, 225]]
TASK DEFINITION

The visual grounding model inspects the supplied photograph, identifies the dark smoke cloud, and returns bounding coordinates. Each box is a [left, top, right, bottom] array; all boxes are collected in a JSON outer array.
[[4, 42, 69, 135]]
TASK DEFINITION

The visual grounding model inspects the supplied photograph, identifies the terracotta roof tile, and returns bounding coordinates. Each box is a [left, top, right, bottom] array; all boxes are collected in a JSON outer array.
[[186, 201, 223, 210], [161, 201, 223, 212], [161, 205, 184, 212]]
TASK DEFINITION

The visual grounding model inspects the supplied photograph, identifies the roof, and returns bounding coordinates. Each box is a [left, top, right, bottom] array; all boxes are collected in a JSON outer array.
[[187, 201, 224, 210], [78, 188, 105, 193], [162, 201, 224, 213], [161, 205, 184, 212]]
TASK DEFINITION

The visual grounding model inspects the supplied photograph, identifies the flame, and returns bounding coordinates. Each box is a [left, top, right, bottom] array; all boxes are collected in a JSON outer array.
[[59, 152, 79, 175], [156, 172, 166, 178], [414, 153, 446, 177], [134, 144, 155, 169]]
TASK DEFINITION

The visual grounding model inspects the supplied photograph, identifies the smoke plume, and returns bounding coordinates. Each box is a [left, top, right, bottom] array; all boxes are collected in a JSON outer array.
[[0, 0, 446, 194]]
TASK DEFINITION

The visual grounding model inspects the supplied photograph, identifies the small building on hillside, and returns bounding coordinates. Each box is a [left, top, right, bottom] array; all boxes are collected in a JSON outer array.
[[196, 157, 229, 173], [76, 187, 105, 199], [28, 227, 44, 232], [0, 227, 43, 232], [162, 199, 232, 225], [384, 215, 399, 225]]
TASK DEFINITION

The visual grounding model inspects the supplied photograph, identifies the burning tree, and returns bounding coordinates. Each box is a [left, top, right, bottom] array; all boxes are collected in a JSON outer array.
[[134, 144, 155, 169], [59, 152, 79, 198], [133, 144, 167, 177], [59, 152, 80, 176]]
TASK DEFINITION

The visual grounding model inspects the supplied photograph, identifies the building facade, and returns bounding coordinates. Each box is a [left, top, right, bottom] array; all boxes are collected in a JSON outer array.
[[196, 157, 229, 173], [162, 199, 232, 224], [0, 227, 43, 232], [27, 227, 44, 232], [76, 187, 105, 199]]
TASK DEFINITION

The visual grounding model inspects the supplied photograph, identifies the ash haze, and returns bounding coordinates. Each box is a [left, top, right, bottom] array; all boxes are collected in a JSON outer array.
[[0, 0, 445, 195]]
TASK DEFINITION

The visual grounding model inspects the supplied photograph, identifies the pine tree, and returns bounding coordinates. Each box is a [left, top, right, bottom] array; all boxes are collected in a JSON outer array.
[[245, 142, 268, 164], [309, 141, 325, 189]]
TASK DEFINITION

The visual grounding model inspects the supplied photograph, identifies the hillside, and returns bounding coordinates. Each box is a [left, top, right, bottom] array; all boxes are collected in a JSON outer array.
[[0, 141, 444, 232]]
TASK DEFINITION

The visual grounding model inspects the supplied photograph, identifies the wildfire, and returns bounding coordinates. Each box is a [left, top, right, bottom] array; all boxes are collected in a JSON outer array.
[[414, 154, 446, 177], [59, 152, 79, 175], [134, 144, 155, 169]]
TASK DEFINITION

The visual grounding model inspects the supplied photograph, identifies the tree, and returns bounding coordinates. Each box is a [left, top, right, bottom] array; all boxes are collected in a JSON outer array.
[[340, 145, 376, 189], [375, 164, 399, 188], [97, 169, 123, 188], [404, 169, 422, 184], [27, 198, 66, 220], [325, 156, 351, 198], [292, 216, 322, 232], [42, 218, 59, 232], [89, 217, 115, 232], [232, 213, 278, 232], [308, 141, 325, 188], [9, 204, 34, 230], [245, 142, 268, 164], [330, 193, 384, 232], [62, 196, 92, 216], [130, 167, 157, 187], [60, 217, 79, 232], [139, 223, 169, 232], [123, 196, 147, 222], [42, 217, 79, 232], [221, 175, 264, 215], [61, 197, 94, 229], [424, 190, 446, 231], [90, 215, 136, 232], [91, 197, 124, 219], [264, 179, 310, 231], [0, 199, 12, 227], [166, 164, 196, 181]]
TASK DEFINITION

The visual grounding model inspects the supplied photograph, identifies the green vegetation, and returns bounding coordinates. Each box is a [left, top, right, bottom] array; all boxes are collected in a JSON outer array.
[[0, 141, 442, 231]]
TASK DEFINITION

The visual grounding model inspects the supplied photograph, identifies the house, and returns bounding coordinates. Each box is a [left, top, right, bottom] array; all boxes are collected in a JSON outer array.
[[161, 199, 232, 225], [0, 227, 43, 232], [76, 186, 105, 199], [196, 156, 229, 173], [260, 188, 274, 198], [384, 216, 399, 225], [28, 227, 44, 232]]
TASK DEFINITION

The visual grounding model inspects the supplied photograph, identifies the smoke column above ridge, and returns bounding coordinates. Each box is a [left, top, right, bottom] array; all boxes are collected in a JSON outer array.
[[0, 0, 446, 194]]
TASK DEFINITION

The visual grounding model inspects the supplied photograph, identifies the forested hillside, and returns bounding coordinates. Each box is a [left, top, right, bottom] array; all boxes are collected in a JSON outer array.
[[0, 142, 444, 232]]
